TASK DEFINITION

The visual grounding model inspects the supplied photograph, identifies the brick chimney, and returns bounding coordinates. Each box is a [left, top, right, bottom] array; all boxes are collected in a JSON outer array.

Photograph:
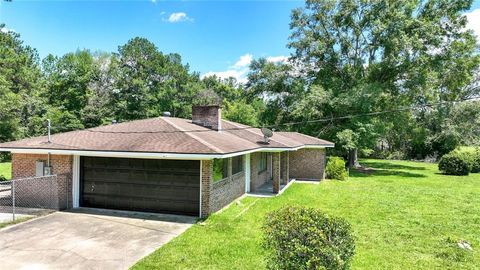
[[192, 105, 221, 131]]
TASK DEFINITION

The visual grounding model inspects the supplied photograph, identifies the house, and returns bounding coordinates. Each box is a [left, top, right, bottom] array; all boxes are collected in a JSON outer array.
[[0, 105, 334, 217]]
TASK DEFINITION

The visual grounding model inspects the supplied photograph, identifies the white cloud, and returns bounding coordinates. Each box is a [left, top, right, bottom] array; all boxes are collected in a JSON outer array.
[[232, 53, 253, 68], [201, 54, 292, 84], [151, 0, 157, 3], [465, 8, 480, 42], [202, 69, 249, 84], [0, 27, 15, 33], [166, 12, 193, 23], [266, 55, 289, 64], [202, 54, 254, 84]]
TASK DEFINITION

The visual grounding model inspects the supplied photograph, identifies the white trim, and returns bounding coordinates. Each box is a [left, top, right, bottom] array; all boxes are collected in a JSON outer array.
[[0, 144, 333, 160], [245, 153, 251, 193], [72, 155, 80, 208], [278, 179, 296, 195], [199, 160, 202, 218]]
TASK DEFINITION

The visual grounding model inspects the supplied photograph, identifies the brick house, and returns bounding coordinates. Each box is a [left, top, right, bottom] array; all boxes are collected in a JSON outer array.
[[0, 105, 333, 217]]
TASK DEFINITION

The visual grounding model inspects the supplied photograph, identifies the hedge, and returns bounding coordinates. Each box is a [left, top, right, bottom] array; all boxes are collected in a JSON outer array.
[[438, 147, 480, 175], [326, 156, 347, 180], [263, 206, 355, 270]]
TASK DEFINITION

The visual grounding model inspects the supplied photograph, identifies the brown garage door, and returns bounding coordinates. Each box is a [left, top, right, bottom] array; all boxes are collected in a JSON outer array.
[[80, 157, 200, 216]]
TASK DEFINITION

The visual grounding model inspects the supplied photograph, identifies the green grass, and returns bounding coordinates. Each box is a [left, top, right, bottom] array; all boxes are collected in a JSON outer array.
[[132, 159, 480, 270], [0, 216, 33, 229], [0, 162, 11, 180]]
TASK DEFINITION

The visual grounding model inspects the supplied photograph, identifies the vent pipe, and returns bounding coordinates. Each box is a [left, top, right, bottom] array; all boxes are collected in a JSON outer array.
[[47, 119, 52, 143]]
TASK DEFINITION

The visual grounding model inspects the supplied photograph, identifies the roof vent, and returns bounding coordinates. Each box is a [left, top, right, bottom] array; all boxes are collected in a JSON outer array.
[[112, 119, 117, 124], [162, 111, 171, 117]]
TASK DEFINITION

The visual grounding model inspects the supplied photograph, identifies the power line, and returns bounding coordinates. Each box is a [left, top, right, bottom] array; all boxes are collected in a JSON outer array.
[[272, 96, 479, 127], [79, 96, 479, 135]]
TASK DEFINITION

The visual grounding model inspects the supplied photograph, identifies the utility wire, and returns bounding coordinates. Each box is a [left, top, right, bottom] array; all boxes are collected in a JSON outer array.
[[78, 96, 479, 135]]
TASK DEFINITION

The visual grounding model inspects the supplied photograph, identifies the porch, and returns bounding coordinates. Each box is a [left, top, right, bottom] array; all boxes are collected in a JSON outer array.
[[247, 151, 291, 196]]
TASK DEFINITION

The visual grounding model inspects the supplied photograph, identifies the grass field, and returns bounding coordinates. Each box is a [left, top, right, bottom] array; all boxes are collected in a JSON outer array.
[[133, 159, 480, 269], [0, 162, 11, 180]]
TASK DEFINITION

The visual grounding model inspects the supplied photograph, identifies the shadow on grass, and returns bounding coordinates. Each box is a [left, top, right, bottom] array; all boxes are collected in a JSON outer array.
[[351, 168, 427, 178], [360, 161, 427, 171]]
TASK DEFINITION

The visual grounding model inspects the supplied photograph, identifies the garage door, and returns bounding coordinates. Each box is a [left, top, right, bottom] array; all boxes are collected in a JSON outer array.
[[80, 157, 200, 216]]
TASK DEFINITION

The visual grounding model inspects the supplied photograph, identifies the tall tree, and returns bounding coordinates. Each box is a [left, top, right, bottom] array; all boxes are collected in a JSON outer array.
[[0, 24, 45, 141], [114, 38, 202, 120], [287, 0, 479, 165]]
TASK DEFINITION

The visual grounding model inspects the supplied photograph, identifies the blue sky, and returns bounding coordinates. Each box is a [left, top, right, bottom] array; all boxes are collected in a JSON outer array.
[[1, 0, 479, 82]]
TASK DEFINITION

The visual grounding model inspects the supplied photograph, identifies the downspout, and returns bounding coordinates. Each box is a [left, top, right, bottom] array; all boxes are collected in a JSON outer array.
[[47, 119, 51, 175]]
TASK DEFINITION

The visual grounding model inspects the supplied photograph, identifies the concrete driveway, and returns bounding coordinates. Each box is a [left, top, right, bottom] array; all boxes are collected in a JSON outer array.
[[0, 209, 196, 270]]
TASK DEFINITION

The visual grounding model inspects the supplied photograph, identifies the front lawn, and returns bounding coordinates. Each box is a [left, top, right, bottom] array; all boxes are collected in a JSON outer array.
[[0, 162, 11, 180], [132, 159, 480, 270]]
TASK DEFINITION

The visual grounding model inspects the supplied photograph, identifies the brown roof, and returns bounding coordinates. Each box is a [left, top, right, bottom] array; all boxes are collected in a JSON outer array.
[[0, 117, 334, 156]]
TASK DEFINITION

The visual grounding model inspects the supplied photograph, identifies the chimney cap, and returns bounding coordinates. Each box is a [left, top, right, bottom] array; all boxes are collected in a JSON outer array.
[[192, 105, 220, 108]]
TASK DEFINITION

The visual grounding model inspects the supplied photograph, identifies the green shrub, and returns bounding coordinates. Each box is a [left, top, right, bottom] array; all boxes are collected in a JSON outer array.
[[472, 149, 480, 173], [438, 152, 471, 176], [326, 156, 347, 180], [448, 147, 480, 173], [263, 206, 355, 270]]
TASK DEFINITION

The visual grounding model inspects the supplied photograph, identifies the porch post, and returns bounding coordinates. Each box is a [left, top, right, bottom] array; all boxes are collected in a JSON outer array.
[[285, 152, 289, 183], [245, 154, 251, 193], [272, 152, 281, 194], [200, 160, 213, 218]]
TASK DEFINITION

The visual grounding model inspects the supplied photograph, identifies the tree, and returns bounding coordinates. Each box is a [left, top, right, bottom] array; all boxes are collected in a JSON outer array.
[[114, 38, 203, 120], [223, 100, 259, 126], [286, 0, 479, 164], [0, 24, 45, 141], [247, 58, 305, 127]]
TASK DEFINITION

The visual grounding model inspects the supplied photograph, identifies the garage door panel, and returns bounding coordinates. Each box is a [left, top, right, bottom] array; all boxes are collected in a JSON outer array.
[[82, 194, 199, 212], [81, 157, 200, 216], [84, 183, 200, 199]]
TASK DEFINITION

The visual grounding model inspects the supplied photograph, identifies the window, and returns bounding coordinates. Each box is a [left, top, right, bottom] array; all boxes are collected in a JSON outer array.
[[232, 156, 243, 175], [259, 153, 267, 173], [213, 158, 228, 182]]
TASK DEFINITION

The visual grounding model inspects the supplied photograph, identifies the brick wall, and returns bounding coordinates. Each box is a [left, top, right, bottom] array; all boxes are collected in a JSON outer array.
[[289, 148, 326, 180], [272, 152, 281, 193], [280, 152, 289, 184], [192, 105, 221, 130], [12, 153, 73, 209], [249, 152, 270, 192], [210, 171, 245, 213], [200, 159, 212, 217], [201, 155, 246, 217]]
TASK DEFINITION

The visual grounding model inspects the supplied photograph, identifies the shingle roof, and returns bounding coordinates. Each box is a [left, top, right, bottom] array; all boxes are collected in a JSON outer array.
[[0, 117, 334, 155]]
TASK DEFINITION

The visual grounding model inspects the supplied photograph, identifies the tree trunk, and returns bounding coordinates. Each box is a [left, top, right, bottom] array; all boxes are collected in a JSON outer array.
[[348, 148, 360, 168]]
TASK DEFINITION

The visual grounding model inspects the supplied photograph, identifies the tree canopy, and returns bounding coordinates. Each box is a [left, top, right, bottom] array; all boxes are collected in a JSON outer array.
[[0, 0, 479, 164]]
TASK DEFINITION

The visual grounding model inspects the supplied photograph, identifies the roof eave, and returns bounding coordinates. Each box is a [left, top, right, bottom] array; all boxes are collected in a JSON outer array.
[[0, 143, 334, 160]]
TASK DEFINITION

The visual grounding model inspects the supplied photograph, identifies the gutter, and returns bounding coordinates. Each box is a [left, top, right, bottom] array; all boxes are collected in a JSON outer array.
[[0, 144, 334, 160]]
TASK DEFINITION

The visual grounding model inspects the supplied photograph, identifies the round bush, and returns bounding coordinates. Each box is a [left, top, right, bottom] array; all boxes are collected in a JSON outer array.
[[263, 206, 355, 270], [438, 153, 471, 176], [326, 156, 347, 180], [471, 149, 480, 173]]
